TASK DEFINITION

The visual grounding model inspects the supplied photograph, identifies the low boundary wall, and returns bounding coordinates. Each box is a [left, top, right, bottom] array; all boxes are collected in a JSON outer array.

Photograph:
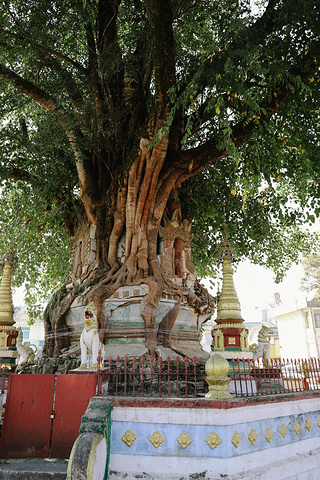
[[68, 392, 320, 480]]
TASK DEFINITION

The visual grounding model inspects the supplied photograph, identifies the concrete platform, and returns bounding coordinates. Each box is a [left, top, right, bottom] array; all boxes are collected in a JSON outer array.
[[0, 458, 68, 479]]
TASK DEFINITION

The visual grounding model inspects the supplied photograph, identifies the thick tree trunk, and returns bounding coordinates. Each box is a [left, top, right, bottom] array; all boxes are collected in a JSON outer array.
[[42, 137, 214, 358]]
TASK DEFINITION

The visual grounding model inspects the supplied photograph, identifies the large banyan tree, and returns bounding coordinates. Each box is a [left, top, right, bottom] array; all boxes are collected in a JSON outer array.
[[0, 0, 320, 356]]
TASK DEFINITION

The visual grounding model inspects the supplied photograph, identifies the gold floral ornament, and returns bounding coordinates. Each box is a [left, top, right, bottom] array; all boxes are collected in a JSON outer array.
[[149, 431, 165, 449], [305, 418, 312, 432], [205, 432, 221, 449], [264, 428, 273, 443], [248, 429, 258, 446], [293, 421, 301, 436], [279, 423, 287, 438], [121, 429, 137, 447], [231, 431, 241, 448], [177, 431, 192, 449]]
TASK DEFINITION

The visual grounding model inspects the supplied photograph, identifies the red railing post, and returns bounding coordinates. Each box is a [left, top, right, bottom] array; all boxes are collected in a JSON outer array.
[[248, 358, 256, 396], [175, 357, 180, 398], [115, 356, 120, 396], [140, 356, 145, 397], [97, 355, 102, 395], [184, 357, 189, 397], [193, 357, 198, 398], [301, 358, 309, 391], [124, 356, 129, 396], [230, 359, 236, 396], [158, 357, 162, 397], [309, 358, 316, 390], [132, 357, 137, 397], [167, 357, 172, 397], [150, 356, 154, 397]]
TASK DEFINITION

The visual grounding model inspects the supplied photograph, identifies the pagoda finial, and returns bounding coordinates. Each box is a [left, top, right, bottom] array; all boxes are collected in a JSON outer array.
[[215, 235, 244, 325], [0, 248, 16, 326]]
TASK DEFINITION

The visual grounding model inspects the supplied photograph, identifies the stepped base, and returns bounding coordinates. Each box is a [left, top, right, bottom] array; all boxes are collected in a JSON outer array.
[[0, 458, 68, 479]]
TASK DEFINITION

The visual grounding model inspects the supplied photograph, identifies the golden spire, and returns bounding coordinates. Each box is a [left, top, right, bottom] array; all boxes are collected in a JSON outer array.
[[0, 250, 15, 326], [215, 237, 244, 325]]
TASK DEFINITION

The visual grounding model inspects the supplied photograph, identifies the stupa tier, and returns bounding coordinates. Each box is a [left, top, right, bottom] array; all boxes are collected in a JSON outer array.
[[0, 250, 18, 368], [212, 237, 253, 361]]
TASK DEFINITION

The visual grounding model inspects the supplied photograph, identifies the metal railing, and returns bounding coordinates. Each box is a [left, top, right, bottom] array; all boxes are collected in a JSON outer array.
[[97, 355, 204, 398], [230, 357, 320, 397], [97, 356, 320, 399]]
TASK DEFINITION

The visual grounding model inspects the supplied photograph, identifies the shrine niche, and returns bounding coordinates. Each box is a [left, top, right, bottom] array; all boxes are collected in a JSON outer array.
[[159, 217, 196, 282], [67, 222, 98, 284]]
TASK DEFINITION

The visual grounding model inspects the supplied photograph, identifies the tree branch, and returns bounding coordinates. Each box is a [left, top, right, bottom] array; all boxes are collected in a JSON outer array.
[[166, 40, 320, 182], [41, 56, 84, 109], [0, 166, 34, 183], [0, 29, 87, 75], [0, 64, 60, 113], [145, 0, 176, 114]]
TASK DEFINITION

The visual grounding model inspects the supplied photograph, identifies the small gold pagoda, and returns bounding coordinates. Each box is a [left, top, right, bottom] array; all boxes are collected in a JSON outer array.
[[211, 237, 253, 361], [0, 250, 18, 368]]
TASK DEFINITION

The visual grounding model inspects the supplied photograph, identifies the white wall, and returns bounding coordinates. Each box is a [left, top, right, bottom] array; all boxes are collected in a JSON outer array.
[[276, 309, 310, 359]]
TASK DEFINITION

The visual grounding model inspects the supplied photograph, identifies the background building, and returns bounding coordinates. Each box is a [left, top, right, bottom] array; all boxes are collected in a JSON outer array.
[[272, 298, 320, 359], [14, 306, 45, 355]]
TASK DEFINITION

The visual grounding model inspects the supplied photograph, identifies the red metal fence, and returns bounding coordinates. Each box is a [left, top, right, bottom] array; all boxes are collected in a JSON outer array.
[[229, 357, 320, 397], [97, 355, 204, 398], [97, 356, 320, 398]]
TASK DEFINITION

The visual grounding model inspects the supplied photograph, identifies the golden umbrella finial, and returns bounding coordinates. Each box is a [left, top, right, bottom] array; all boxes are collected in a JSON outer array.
[[0, 248, 16, 326], [215, 235, 244, 325]]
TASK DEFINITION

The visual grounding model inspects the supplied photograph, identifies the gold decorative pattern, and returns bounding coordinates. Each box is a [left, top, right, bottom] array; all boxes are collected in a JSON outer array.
[[305, 418, 312, 432], [318, 416, 320, 429], [213, 324, 247, 330], [177, 431, 192, 449], [0, 331, 9, 350], [240, 330, 249, 351], [149, 431, 165, 449], [279, 423, 287, 438], [205, 432, 222, 449], [121, 429, 137, 447], [264, 428, 273, 443], [213, 329, 225, 351], [231, 431, 241, 448], [228, 338, 236, 345], [248, 429, 258, 446], [293, 421, 301, 436]]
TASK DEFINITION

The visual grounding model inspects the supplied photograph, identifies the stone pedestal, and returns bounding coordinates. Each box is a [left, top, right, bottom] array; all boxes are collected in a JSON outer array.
[[65, 281, 211, 361], [0, 326, 18, 369]]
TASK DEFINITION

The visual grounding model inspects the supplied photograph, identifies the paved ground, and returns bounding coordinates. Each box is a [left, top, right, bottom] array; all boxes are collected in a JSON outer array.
[[0, 458, 68, 479]]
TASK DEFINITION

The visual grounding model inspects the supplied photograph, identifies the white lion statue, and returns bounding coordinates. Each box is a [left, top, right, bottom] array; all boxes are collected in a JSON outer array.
[[78, 302, 105, 370], [16, 327, 37, 367], [249, 324, 273, 366]]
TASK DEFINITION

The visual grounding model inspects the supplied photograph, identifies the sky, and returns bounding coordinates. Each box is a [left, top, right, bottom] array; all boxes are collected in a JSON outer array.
[[235, 261, 307, 321]]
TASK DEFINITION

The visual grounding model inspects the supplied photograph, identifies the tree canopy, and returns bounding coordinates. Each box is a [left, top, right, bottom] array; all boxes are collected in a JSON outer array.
[[0, 0, 320, 322], [301, 252, 320, 299]]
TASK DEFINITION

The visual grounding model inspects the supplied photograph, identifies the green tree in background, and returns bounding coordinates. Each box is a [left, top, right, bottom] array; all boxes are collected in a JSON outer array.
[[0, 0, 319, 355], [301, 254, 320, 299]]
